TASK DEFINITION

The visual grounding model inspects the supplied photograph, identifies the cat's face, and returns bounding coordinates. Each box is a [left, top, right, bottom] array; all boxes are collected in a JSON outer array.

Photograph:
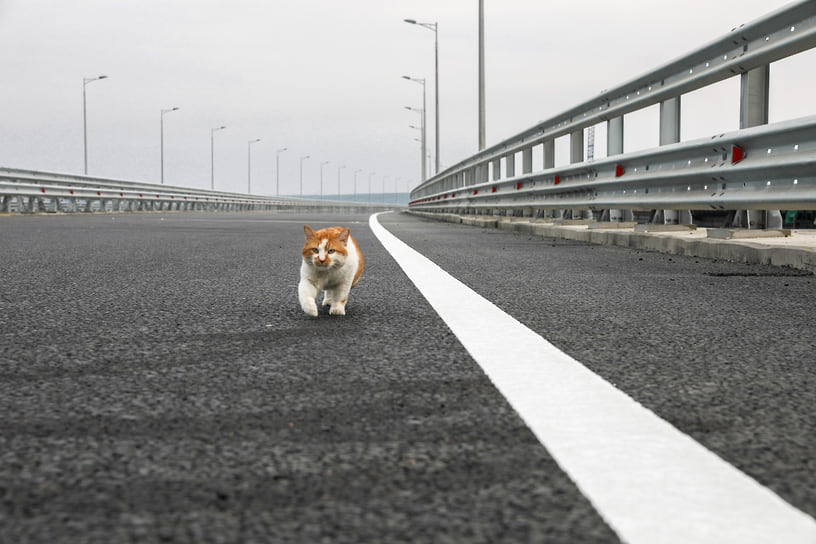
[[302, 225, 350, 269]]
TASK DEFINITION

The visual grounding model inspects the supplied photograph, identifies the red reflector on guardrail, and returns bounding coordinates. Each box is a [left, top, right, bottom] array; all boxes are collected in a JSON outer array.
[[732, 145, 745, 164], [554, 176, 560, 185], [615, 165, 625, 177], [41, 188, 46, 193], [516, 182, 522, 190]]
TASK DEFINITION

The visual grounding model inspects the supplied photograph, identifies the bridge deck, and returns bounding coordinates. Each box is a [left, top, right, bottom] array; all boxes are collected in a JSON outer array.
[[1, 211, 813, 542]]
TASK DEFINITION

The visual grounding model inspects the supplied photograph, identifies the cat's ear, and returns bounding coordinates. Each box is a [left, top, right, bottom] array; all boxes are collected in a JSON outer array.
[[337, 228, 350, 245], [303, 225, 315, 238]]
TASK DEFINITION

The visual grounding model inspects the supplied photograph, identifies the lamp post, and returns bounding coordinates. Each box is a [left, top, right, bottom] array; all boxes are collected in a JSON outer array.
[[82, 75, 108, 175], [247, 138, 261, 194], [319, 161, 330, 199], [478, 0, 486, 150], [404, 18, 439, 174], [353, 169, 362, 199], [160, 107, 179, 184], [403, 76, 427, 181], [276, 147, 288, 196], [299, 155, 310, 197], [405, 101, 426, 182], [336, 165, 346, 197], [210, 126, 226, 189]]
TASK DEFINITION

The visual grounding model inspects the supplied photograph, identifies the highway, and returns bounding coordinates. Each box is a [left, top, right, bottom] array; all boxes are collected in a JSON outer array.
[[1, 211, 814, 543]]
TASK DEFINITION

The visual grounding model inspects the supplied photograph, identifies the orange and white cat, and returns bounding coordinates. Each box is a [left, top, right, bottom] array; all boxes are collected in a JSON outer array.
[[298, 225, 364, 317]]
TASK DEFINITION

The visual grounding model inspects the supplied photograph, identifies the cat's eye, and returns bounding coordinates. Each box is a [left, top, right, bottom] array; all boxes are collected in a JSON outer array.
[[328, 249, 335, 254], [312, 248, 319, 253]]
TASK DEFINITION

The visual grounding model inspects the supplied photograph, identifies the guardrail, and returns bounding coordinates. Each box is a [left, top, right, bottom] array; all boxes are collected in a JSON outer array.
[[410, 115, 816, 212], [409, 0, 816, 227], [0, 167, 400, 214]]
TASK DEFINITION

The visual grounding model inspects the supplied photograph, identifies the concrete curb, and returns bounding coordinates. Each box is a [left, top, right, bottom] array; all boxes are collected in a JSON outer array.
[[406, 211, 816, 273]]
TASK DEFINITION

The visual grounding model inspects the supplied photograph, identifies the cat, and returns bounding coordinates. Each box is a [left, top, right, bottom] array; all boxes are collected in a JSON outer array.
[[298, 225, 364, 317]]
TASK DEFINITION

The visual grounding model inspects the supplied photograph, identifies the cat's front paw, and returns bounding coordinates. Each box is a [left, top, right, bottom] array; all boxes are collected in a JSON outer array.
[[301, 298, 319, 317], [329, 304, 346, 316]]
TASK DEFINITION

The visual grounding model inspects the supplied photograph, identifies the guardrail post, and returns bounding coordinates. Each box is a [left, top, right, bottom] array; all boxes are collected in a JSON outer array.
[[740, 65, 769, 129], [570, 130, 589, 220], [570, 129, 584, 163], [540, 140, 558, 219], [606, 116, 630, 222], [491, 158, 501, 181], [522, 147, 533, 174], [607, 116, 624, 156], [543, 140, 554, 169], [658, 97, 692, 225], [737, 64, 782, 229]]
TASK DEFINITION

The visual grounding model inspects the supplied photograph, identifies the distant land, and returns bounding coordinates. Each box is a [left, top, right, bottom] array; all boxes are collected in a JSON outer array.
[[279, 193, 410, 206]]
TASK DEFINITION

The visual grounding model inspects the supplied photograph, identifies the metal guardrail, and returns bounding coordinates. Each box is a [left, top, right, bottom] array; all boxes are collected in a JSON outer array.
[[0, 167, 400, 214], [409, 0, 816, 223], [410, 115, 816, 213]]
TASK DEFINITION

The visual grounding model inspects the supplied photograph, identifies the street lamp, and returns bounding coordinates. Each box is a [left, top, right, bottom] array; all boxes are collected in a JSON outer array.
[[478, 0, 485, 150], [299, 155, 310, 196], [276, 148, 288, 196], [405, 98, 426, 182], [210, 126, 226, 190], [320, 161, 330, 199], [404, 18, 440, 174], [337, 165, 345, 197], [353, 169, 362, 199], [160, 107, 179, 184], [247, 138, 261, 194], [82, 75, 108, 175]]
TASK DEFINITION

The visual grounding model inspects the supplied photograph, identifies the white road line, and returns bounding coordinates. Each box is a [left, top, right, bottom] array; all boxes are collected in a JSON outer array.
[[370, 212, 816, 544]]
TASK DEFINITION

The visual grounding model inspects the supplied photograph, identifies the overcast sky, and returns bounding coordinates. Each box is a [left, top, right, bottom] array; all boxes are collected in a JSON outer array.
[[1, 0, 812, 197]]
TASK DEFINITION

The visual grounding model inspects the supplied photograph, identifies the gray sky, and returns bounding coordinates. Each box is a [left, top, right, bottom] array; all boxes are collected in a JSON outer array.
[[1, 0, 811, 197]]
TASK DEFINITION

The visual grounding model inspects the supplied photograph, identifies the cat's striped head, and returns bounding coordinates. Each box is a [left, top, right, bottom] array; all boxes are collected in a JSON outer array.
[[302, 225, 350, 269]]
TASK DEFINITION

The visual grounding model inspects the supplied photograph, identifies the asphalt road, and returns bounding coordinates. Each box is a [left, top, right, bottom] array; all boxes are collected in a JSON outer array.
[[1, 211, 814, 543]]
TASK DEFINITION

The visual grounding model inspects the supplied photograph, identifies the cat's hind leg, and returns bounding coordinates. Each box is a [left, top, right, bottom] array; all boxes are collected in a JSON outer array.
[[298, 279, 319, 317]]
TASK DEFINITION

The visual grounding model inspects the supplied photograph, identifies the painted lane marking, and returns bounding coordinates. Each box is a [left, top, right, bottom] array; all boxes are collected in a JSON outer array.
[[369, 212, 816, 544]]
